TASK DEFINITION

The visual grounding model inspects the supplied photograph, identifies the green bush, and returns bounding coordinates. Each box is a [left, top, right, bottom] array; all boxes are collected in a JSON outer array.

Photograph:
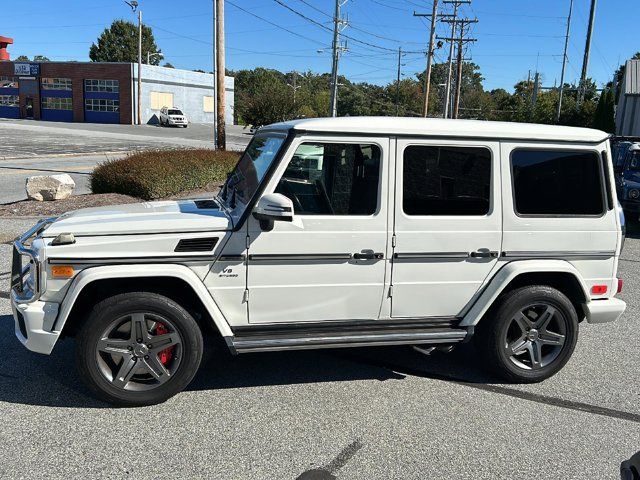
[[91, 149, 240, 200]]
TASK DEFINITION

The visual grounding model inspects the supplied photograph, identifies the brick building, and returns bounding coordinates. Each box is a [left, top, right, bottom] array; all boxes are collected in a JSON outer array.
[[0, 61, 234, 125]]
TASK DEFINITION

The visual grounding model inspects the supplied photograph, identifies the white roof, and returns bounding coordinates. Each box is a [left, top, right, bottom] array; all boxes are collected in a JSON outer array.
[[266, 117, 609, 144]]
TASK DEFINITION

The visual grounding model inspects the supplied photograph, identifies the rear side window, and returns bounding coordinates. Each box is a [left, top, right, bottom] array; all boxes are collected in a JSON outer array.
[[275, 142, 380, 215], [511, 149, 604, 216], [403, 145, 492, 216]]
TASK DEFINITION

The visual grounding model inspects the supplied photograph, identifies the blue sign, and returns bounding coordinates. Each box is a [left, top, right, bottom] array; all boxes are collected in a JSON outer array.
[[14, 63, 40, 76]]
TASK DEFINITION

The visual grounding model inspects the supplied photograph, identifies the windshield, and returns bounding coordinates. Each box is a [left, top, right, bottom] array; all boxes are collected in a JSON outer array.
[[168, 109, 183, 115], [221, 132, 287, 207]]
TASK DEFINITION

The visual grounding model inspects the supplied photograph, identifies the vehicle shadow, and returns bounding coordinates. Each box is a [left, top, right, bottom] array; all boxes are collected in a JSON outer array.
[[0, 314, 498, 409]]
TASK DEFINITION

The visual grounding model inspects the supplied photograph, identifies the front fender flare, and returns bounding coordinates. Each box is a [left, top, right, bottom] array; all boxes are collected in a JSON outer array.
[[459, 259, 590, 327], [53, 264, 233, 338]]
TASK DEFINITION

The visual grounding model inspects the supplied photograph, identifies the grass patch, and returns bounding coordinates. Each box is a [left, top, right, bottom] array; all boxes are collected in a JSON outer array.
[[91, 149, 240, 200]]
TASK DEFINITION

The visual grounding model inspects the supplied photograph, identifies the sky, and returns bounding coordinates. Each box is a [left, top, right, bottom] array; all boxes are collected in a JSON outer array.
[[2, 0, 638, 92]]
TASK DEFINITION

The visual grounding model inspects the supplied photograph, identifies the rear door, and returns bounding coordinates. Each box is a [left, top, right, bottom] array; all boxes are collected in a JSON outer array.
[[391, 138, 502, 318]]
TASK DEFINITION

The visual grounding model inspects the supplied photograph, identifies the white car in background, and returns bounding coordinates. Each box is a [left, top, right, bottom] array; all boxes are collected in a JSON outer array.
[[159, 107, 188, 128]]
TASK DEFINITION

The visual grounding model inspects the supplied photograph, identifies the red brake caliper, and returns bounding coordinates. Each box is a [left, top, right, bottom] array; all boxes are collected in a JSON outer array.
[[155, 323, 174, 365]]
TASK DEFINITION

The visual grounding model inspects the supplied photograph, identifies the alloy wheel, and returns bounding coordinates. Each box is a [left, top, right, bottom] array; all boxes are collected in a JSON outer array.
[[95, 312, 183, 391], [503, 303, 567, 370]]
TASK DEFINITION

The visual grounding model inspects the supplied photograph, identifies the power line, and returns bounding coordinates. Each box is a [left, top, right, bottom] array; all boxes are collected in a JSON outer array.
[[272, 0, 409, 53], [226, 0, 326, 47]]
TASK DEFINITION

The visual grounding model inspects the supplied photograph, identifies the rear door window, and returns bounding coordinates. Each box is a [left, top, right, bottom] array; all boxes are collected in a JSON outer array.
[[402, 145, 492, 216], [511, 149, 604, 216]]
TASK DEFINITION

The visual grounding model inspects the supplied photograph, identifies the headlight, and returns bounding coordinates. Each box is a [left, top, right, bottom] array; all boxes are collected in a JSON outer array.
[[628, 189, 639, 199]]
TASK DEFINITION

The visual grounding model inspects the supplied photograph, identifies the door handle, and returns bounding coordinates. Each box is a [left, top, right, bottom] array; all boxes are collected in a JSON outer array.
[[353, 251, 384, 260], [470, 250, 499, 258]]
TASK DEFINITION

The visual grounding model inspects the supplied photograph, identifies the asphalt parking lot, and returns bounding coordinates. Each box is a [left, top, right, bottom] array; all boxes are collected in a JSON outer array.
[[0, 218, 638, 479], [0, 119, 251, 158]]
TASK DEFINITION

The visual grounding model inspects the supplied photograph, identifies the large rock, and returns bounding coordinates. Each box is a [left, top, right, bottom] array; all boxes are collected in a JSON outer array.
[[26, 174, 76, 201]]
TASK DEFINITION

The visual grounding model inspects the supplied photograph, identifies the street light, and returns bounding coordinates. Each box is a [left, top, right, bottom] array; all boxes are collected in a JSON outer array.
[[125, 0, 142, 125], [147, 52, 163, 64]]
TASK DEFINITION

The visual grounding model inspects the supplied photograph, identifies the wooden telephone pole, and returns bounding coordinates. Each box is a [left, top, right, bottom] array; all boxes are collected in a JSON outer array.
[[413, 0, 446, 117], [439, 6, 477, 119], [215, 0, 226, 150]]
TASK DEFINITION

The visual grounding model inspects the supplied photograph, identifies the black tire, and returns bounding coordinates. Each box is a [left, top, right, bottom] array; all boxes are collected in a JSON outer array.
[[475, 285, 579, 383], [76, 292, 203, 407]]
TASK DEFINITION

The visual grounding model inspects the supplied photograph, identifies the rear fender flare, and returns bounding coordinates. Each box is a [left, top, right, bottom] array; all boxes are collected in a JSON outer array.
[[459, 259, 590, 327]]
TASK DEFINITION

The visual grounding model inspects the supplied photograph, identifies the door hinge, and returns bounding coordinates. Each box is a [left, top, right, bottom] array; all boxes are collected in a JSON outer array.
[[392, 234, 396, 248], [388, 285, 394, 297], [243, 289, 249, 303], [246, 235, 251, 249]]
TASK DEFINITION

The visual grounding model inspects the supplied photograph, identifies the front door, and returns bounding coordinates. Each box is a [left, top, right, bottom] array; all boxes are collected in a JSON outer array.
[[247, 136, 389, 324], [25, 97, 34, 118], [391, 138, 502, 318]]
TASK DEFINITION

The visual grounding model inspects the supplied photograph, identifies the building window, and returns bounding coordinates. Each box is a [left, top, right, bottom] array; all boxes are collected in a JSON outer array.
[[85, 79, 119, 93], [0, 76, 19, 88], [85, 98, 120, 112], [403, 145, 492, 216], [203, 96, 214, 113], [41, 78, 72, 90], [150, 91, 174, 110], [42, 97, 73, 110], [0, 95, 19, 107], [511, 149, 604, 216], [275, 143, 381, 215]]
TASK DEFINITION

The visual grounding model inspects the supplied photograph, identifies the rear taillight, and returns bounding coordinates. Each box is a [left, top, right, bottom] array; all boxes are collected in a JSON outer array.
[[617, 278, 623, 294], [591, 285, 608, 295]]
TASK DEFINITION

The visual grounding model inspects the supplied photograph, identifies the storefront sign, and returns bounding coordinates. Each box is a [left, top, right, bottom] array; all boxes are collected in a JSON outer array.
[[14, 63, 39, 76]]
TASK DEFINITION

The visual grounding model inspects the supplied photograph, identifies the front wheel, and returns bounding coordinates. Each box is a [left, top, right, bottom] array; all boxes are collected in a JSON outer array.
[[76, 292, 203, 406], [475, 285, 579, 383]]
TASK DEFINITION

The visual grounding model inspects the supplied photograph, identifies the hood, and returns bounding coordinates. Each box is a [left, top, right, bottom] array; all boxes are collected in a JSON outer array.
[[43, 199, 232, 237]]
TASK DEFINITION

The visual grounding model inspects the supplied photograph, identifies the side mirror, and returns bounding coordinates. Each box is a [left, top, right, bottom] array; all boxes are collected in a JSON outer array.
[[252, 193, 294, 231]]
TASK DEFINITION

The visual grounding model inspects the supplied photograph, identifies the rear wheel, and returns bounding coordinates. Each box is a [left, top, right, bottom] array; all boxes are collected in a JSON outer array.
[[476, 285, 579, 383], [76, 292, 203, 406]]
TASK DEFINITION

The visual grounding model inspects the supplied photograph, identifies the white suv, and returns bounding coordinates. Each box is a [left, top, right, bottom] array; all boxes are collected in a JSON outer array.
[[10, 117, 626, 406], [159, 107, 188, 127]]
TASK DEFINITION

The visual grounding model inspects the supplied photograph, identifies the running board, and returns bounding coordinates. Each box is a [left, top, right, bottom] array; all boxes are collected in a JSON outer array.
[[227, 325, 469, 354]]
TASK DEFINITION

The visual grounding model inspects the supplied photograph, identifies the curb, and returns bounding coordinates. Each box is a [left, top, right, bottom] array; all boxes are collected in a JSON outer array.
[[0, 151, 126, 161]]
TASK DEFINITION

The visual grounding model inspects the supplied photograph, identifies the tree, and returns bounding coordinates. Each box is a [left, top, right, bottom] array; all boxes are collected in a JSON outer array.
[[89, 20, 162, 65], [235, 68, 297, 126], [593, 88, 616, 133], [33, 55, 50, 62], [14, 55, 29, 61], [163, 62, 175, 69]]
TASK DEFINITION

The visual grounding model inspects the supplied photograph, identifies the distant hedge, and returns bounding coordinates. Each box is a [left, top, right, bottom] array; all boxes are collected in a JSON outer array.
[[91, 149, 240, 200]]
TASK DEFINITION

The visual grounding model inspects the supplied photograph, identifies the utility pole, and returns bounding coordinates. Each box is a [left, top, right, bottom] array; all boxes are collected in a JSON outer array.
[[137, 10, 142, 125], [329, 0, 348, 117], [413, 0, 445, 117], [215, 0, 226, 150], [287, 71, 301, 106], [531, 71, 540, 108], [395, 47, 403, 116], [578, 0, 597, 106], [556, 0, 573, 123], [439, 6, 477, 119], [212, 0, 217, 149]]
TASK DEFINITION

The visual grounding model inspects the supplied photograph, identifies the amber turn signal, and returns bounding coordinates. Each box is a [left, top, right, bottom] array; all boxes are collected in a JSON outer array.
[[51, 265, 74, 278]]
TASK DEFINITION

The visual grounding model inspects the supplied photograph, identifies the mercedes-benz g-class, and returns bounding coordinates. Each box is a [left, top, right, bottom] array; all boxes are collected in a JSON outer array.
[[11, 117, 626, 406]]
